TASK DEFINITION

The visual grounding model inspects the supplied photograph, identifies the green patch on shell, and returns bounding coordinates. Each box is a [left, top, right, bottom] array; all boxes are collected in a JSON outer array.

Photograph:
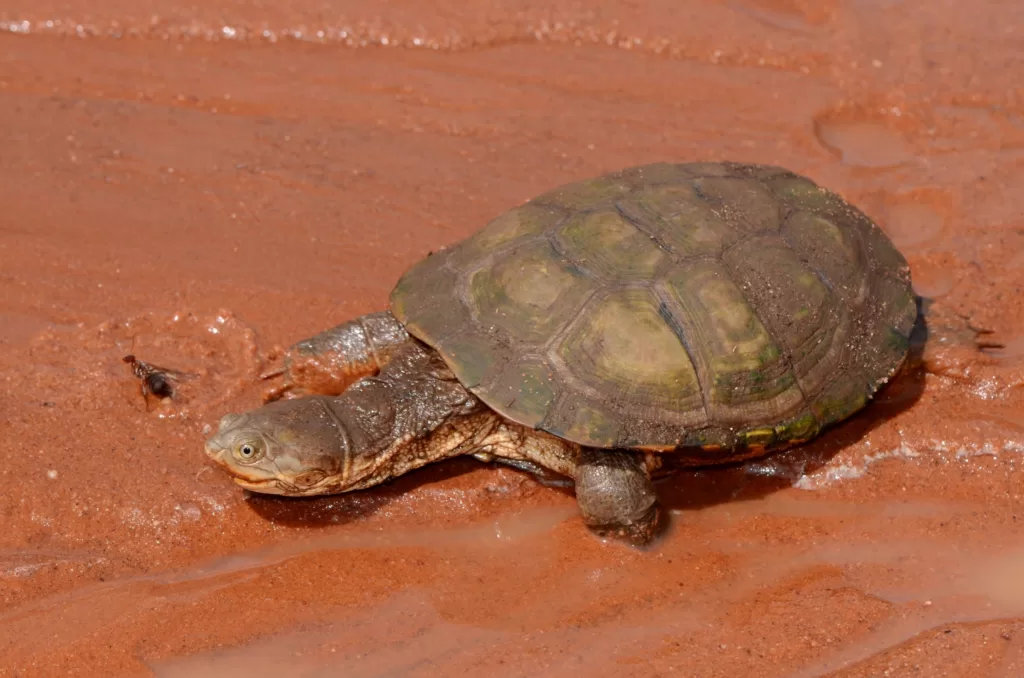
[[557, 289, 702, 411], [722, 237, 832, 359], [616, 183, 741, 258], [661, 261, 788, 405], [773, 411, 819, 443], [556, 209, 667, 281], [741, 427, 776, 447], [468, 240, 591, 345]]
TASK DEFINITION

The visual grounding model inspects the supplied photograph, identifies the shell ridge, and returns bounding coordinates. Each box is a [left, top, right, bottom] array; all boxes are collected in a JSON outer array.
[[652, 284, 712, 427], [612, 197, 681, 260]]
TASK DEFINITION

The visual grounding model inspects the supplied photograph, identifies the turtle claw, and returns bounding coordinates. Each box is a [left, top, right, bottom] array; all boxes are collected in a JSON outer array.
[[259, 366, 286, 381], [258, 351, 295, 403], [260, 363, 313, 403]]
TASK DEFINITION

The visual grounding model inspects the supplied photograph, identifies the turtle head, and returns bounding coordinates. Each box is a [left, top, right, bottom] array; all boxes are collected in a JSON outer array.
[[204, 397, 353, 496], [205, 345, 478, 499]]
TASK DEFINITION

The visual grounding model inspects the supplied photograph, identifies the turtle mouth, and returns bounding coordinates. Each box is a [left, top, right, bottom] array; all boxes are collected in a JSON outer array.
[[235, 473, 338, 497], [232, 476, 290, 494]]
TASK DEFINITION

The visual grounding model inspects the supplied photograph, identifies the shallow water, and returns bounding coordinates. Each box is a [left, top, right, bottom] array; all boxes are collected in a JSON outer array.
[[1, 0, 1023, 676]]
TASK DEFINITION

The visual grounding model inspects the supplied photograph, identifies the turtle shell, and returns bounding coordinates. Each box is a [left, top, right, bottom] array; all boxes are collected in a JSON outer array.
[[390, 162, 916, 454]]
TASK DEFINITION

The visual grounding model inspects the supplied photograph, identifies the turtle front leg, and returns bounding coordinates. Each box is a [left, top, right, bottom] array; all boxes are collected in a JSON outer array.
[[262, 311, 412, 402], [574, 448, 661, 545]]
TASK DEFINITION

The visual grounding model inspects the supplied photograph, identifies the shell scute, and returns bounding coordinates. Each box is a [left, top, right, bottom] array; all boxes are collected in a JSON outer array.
[[693, 176, 781, 234], [445, 202, 564, 270], [555, 209, 667, 281], [658, 262, 805, 426], [468, 239, 591, 345], [555, 289, 705, 418], [476, 357, 559, 426], [616, 183, 740, 258]]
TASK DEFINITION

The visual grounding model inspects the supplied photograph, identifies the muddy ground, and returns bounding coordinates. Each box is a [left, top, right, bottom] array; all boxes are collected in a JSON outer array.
[[1, 1, 1023, 676]]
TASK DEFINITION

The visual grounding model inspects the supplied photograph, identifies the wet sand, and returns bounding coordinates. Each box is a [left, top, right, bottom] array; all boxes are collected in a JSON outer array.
[[1, 1, 1023, 675]]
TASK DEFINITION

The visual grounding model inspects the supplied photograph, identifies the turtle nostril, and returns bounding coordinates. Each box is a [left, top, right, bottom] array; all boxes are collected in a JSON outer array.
[[204, 439, 225, 459]]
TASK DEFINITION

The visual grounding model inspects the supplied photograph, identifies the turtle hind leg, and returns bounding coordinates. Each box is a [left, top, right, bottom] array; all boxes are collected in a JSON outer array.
[[574, 448, 662, 546], [262, 311, 412, 402]]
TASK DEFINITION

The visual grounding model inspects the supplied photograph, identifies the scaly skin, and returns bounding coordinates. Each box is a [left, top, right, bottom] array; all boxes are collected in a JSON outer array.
[[207, 340, 663, 545], [261, 311, 413, 402]]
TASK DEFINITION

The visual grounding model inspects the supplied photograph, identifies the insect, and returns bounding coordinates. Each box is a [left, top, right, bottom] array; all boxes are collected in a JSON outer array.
[[123, 354, 191, 409]]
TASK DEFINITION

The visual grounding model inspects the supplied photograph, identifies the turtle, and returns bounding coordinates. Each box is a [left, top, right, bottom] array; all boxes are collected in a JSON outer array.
[[204, 161, 917, 545]]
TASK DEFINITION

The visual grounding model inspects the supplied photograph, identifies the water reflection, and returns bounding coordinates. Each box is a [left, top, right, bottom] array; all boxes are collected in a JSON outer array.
[[144, 495, 1024, 678]]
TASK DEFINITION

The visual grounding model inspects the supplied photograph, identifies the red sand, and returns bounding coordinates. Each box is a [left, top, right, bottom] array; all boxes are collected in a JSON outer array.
[[1, 1, 1023, 676]]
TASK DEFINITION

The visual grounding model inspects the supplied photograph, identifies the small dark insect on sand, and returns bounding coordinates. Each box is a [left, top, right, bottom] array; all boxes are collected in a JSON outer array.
[[123, 354, 191, 408]]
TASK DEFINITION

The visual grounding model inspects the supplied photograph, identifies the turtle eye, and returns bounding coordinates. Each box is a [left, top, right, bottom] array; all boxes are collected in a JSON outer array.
[[234, 439, 265, 463]]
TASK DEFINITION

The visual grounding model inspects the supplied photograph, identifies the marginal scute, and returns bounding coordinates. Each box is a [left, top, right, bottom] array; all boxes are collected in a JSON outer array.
[[810, 372, 871, 428], [773, 410, 819, 442], [541, 397, 621, 449], [555, 209, 667, 281], [390, 252, 461, 336], [476, 357, 558, 427], [889, 280, 919, 338], [436, 329, 510, 390], [469, 240, 591, 344], [858, 278, 917, 387], [390, 162, 916, 453], [730, 163, 795, 181], [866, 222, 913, 278], [741, 427, 776, 447], [685, 429, 736, 450], [678, 162, 732, 177]]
